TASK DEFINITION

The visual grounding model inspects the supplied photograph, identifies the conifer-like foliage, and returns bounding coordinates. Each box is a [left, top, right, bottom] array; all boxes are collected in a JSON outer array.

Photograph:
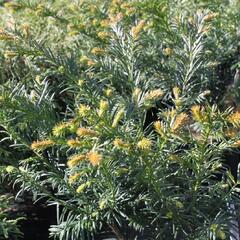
[[0, 189, 23, 239], [0, 0, 240, 239]]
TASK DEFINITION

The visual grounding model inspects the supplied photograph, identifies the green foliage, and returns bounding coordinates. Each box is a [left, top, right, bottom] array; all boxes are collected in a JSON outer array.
[[0, 192, 23, 239], [0, 0, 240, 239]]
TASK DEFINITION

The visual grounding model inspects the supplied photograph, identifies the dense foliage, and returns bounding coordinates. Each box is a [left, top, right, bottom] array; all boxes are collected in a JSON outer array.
[[0, 0, 240, 239], [0, 189, 23, 239]]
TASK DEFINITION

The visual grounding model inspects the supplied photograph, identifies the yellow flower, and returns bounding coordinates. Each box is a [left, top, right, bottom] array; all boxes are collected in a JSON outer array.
[[154, 121, 165, 137], [210, 224, 226, 240], [120, 2, 131, 9], [68, 173, 81, 184], [77, 128, 99, 137], [98, 100, 109, 117], [112, 108, 125, 127], [92, 19, 98, 26], [175, 200, 184, 209], [87, 151, 102, 166], [5, 166, 16, 174], [109, 13, 124, 24], [188, 16, 194, 25], [166, 211, 173, 219], [132, 88, 142, 103], [163, 47, 173, 56], [199, 26, 211, 34], [79, 55, 89, 63], [125, 7, 136, 16], [52, 122, 69, 137], [0, 31, 15, 41], [4, 2, 21, 10], [144, 89, 164, 102], [31, 139, 55, 151], [100, 19, 110, 27], [67, 139, 83, 148], [35, 75, 41, 84], [172, 86, 181, 99], [174, 99, 182, 108], [137, 137, 152, 151], [99, 199, 107, 210], [172, 113, 189, 133], [89, 5, 97, 14], [97, 31, 109, 39], [91, 47, 105, 55], [78, 104, 91, 117], [216, 230, 226, 240], [4, 51, 17, 59], [67, 154, 85, 168], [87, 59, 97, 67], [131, 20, 145, 39], [112, 0, 122, 5], [224, 128, 238, 138], [22, 23, 30, 37], [78, 79, 85, 86], [232, 140, 240, 148], [227, 111, 240, 126], [168, 154, 179, 161], [191, 105, 203, 122], [113, 138, 130, 149], [105, 88, 113, 97], [76, 181, 91, 193], [203, 12, 219, 22]]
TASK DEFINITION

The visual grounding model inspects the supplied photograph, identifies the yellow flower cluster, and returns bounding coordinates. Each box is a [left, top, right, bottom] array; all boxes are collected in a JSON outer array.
[[154, 121, 165, 137], [31, 139, 55, 151], [99, 199, 107, 210], [131, 20, 145, 39], [227, 111, 240, 127], [52, 122, 69, 137], [86, 151, 102, 166], [91, 47, 105, 55], [144, 89, 164, 102], [100, 19, 110, 27], [203, 12, 219, 22], [4, 51, 17, 59], [232, 140, 240, 148], [68, 172, 81, 184], [5, 165, 16, 173], [163, 47, 173, 56], [78, 104, 91, 117], [98, 100, 109, 117], [191, 105, 206, 122], [79, 56, 90, 64], [120, 2, 136, 15], [76, 181, 91, 193], [112, 108, 125, 127], [77, 127, 99, 137], [67, 139, 83, 148], [97, 31, 109, 39], [113, 138, 130, 149], [105, 88, 113, 97], [22, 23, 30, 37], [67, 154, 85, 168], [137, 137, 152, 151], [132, 88, 142, 103], [4, 2, 21, 10], [0, 29, 15, 41], [224, 128, 238, 138], [172, 113, 189, 133], [173, 86, 180, 99], [87, 59, 96, 67]]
